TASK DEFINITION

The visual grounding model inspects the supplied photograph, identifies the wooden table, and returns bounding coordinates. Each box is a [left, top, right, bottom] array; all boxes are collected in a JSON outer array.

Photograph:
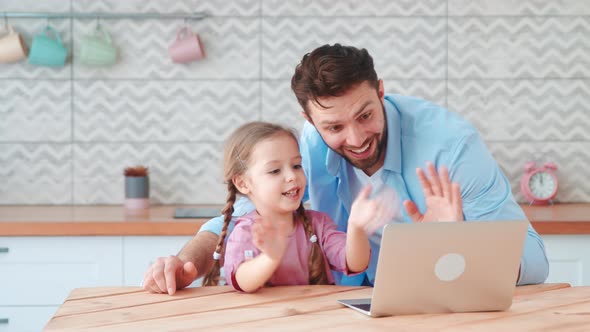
[[43, 283, 590, 331]]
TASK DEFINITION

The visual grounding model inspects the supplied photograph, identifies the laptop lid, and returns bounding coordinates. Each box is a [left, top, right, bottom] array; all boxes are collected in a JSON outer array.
[[339, 220, 528, 317]]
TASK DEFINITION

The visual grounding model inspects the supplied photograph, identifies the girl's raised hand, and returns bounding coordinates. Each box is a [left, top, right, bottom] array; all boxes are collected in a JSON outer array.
[[348, 184, 400, 235], [251, 215, 290, 262]]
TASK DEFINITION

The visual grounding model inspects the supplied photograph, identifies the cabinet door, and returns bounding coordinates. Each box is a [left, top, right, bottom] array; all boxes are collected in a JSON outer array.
[[541, 235, 590, 286], [0, 306, 58, 332], [0, 237, 123, 305], [123, 236, 202, 287]]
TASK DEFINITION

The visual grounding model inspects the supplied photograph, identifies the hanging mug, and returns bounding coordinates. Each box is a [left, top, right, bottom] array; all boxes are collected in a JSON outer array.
[[28, 25, 68, 67], [168, 27, 205, 63], [79, 25, 117, 66], [0, 25, 28, 63]]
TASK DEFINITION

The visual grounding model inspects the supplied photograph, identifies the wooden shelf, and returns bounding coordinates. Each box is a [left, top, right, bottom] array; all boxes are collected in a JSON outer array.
[[521, 203, 590, 235]]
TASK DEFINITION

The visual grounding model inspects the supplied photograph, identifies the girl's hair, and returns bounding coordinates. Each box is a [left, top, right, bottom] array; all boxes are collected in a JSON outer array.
[[202, 121, 330, 286]]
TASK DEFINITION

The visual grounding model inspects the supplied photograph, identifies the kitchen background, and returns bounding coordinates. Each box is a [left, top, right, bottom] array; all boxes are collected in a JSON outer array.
[[1, 0, 589, 205]]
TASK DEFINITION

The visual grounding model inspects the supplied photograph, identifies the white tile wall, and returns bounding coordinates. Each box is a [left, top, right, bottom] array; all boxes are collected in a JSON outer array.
[[1, 0, 589, 204]]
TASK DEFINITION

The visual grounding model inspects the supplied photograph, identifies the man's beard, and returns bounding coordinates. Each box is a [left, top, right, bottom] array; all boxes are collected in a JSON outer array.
[[341, 106, 387, 172]]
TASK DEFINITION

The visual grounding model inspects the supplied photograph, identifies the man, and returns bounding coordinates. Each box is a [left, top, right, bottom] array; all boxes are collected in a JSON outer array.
[[143, 44, 549, 295]]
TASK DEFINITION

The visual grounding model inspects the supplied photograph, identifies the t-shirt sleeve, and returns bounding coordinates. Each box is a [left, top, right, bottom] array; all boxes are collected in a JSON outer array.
[[313, 212, 368, 276], [223, 218, 260, 291]]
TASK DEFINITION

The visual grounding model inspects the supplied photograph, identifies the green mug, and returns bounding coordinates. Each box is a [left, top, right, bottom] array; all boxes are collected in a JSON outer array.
[[28, 25, 68, 67], [79, 26, 117, 66]]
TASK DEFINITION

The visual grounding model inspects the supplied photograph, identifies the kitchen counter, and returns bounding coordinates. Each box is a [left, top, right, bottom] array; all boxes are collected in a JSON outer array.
[[0, 203, 589, 236], [0, 205, 208, 236]]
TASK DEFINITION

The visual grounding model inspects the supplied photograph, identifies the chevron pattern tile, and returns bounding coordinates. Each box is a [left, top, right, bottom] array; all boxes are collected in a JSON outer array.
[[0, 144, 72, 204], [73, 18, 259, 79], [261, 81, 304, 133], [73, 143, 225, 204], [262, 79, 446, 134], [0, 19, 71, 79], [262, 0, 445, 16], [262, 18, 446, 79], [449, 0, 590, 16], [2, 0, 69, 12], [73, 80, 259, 142], [384, 79, 446, 107], [73, 0, 260, 16], [0, 80, 71, 142], [489, 142, 590, 203], [449, 17, 590, 79], [3, 0, 590, 204], [448, 80, 590, 142]]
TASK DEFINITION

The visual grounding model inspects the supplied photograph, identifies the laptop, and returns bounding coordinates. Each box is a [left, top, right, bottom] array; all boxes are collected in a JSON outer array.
[[338, 220, 528, 317]]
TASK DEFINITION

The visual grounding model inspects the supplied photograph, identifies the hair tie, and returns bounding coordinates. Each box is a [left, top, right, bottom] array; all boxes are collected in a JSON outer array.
[[309, 234, 317, 243], [213, 251, 221, 260]]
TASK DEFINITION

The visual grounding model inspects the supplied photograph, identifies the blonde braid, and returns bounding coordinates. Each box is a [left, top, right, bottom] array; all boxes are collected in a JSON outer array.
[[297, 204, 330, 285], [203, 182, 236, 286]]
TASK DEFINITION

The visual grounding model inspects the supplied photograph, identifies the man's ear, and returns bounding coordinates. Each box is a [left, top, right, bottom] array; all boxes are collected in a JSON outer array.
[[378, 79, 384, 100], [232, 175, 250, 195]]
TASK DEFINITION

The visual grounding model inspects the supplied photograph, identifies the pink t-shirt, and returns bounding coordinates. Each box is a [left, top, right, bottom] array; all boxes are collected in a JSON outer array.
[[224, 210, 363, 290]]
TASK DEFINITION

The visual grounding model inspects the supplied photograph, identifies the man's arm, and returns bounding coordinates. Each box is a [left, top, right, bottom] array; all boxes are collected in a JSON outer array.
[[178, 230, 218, 279], [143, 230, 218, 295], [143, 197, 256, 295], [449, 132, 549, 285]]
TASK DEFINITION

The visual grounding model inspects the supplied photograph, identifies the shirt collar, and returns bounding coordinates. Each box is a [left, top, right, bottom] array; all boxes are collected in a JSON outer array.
[[325, 95, 402, 175]]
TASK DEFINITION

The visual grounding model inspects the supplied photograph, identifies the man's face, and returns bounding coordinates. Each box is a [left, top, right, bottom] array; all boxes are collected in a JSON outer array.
[[305, 80, 387, 176]]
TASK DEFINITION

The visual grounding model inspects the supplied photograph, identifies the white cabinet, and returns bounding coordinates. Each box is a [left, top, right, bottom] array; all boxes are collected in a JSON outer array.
[[0, 235, 201, 332], [541, 235, 590, 286], [0, 307, 58, 332], [0, 237, 123, 332]]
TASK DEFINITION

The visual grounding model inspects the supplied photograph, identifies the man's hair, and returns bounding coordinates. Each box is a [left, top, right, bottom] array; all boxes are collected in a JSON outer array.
[[291, 43, 379, 118]]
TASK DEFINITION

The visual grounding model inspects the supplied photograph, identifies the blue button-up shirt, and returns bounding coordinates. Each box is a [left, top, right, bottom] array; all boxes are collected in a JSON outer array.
[[200, 94, 549, 286]]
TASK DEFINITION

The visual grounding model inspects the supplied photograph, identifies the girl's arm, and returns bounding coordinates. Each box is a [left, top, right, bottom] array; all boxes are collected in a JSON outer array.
[[228, 215, 289, 292], [346, 185, 398, 272], [344, 224, 371, 273], [233, 253, 282, 292]]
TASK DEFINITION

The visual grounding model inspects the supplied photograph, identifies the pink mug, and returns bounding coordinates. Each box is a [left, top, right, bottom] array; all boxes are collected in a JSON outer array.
[[0, 25, 28, 63], [168, 27, 205, 63]]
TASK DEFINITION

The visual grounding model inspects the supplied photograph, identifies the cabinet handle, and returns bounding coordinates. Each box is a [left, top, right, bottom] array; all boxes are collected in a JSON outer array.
[[0, 248, 8, 253], [0, 318, 8, 324]]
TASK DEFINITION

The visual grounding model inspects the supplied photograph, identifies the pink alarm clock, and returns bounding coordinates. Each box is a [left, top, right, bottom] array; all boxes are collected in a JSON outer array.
[[520, 162, 558, 205]]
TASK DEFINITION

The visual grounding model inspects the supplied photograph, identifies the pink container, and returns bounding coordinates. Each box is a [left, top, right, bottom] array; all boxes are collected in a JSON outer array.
[[168, 27, 205, 63], [125, 198, 150, 210]]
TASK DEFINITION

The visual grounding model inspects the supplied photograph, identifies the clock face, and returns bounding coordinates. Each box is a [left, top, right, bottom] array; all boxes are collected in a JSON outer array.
[[528, 172, 556, 199]]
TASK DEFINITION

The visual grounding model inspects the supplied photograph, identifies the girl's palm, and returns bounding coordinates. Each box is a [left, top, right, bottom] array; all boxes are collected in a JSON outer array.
[[251, 216, 290, 261]]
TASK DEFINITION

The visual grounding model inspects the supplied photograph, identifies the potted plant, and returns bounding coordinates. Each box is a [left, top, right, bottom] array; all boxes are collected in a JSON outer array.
[[124, 165, 150, 209]]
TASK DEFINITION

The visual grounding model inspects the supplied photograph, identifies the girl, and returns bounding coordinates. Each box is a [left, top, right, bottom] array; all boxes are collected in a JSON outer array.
[[203, 122, 396, 292]]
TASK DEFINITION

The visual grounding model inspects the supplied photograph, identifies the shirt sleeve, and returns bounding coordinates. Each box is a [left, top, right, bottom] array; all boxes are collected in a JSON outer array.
[[313, 212, 368, 276], [198, 196, 256, 236], [223, 218, 260, 291], [449, 132, 549, 285]]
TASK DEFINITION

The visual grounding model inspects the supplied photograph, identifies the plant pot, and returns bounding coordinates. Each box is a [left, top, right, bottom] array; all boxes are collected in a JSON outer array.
[[125, 176, 149, 209]]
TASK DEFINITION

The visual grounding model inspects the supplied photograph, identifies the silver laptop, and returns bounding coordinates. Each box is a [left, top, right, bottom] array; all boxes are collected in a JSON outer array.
[[338, 220, 528, 317]]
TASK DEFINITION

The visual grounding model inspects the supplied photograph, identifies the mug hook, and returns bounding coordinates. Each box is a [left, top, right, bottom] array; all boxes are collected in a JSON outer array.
[[3, 13, 7, 28], [96, 16, 101, 30], [45, 16, 49, 28]]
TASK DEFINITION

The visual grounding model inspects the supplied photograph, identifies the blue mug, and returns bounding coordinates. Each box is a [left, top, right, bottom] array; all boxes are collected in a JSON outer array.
[[28, 25, 68, 67]]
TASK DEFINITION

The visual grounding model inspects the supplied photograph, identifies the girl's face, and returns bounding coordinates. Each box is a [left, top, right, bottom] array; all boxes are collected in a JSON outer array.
[[236, 133, 306, 219]]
